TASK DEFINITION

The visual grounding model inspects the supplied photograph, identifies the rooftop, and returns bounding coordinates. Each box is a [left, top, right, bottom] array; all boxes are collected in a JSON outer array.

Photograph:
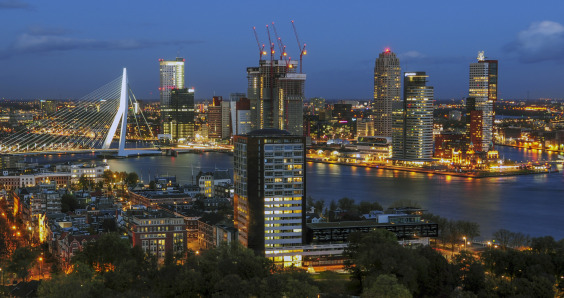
[[246, 128, 292, 136]]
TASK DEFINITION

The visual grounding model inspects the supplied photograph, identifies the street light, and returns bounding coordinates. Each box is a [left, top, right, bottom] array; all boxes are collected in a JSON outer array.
[[38, 257, 43, 278]]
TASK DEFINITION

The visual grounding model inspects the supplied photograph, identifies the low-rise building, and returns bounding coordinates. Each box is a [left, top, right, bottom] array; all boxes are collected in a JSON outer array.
[[124, 209, 187, 259]]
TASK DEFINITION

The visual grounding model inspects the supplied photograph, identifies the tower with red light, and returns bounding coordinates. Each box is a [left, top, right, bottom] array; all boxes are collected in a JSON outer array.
[[373, 48, 401, 138]]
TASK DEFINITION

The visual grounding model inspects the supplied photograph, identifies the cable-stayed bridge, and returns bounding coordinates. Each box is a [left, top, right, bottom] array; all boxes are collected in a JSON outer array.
[[0, 69, 160, 157]]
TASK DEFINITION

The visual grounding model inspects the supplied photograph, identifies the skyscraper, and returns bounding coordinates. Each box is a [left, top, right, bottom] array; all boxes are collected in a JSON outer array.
[[161, 88, 195, 141], [247, 60, 305, 135], [468, 51, 497, 152], [159, 57, 185, 135], [373, 49, 401, 138], [207, 96, 223, 140], [233, 129, 306, 256], [392, 72, 434, 161]]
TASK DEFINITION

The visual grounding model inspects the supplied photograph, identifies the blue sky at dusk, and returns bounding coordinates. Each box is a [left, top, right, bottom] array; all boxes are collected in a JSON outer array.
[[1, 0, 564, 101]]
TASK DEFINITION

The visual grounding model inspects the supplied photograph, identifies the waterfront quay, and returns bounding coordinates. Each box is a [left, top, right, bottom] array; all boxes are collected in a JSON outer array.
[[306, 156, 557, 178]]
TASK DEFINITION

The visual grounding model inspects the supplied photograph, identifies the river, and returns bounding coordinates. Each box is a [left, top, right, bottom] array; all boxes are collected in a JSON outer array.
[[28, 146, 564, 240]]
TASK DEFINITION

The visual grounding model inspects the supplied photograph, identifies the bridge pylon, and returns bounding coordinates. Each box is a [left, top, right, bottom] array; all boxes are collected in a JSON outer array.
[[102, 68, 128, 156]]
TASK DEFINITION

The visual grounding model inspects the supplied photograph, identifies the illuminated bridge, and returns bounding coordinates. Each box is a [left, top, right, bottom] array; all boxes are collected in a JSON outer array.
[[0, 69, 159, 157]]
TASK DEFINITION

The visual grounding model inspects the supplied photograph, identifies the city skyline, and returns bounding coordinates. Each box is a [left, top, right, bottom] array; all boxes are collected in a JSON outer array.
[[1, 1, 564, 100]]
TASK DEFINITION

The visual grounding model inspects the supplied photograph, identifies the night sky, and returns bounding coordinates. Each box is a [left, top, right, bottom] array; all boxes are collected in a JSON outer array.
[[1, 0, 564, 100]]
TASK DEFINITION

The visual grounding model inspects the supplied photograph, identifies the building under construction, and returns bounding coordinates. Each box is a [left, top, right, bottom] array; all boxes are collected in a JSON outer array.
[[247, 60, 305, 135], [247, 22, 307, 136]]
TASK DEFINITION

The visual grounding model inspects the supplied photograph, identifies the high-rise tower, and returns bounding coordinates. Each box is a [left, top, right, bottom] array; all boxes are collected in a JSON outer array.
[[247, 60, 306, 135], [161, 88, 195, 141], [160, 58, 186, 136], [392, 72, 434, 161], [468, 51, 497, 152], [233, 129, 306, 257], [373, 49, 401, 138]]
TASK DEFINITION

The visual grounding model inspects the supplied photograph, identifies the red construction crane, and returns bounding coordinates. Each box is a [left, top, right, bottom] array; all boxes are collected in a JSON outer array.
[[291, 20, 307, 73], [265, 24, 275, 61], [252, 26, 266, 60], [270, 22, 288, 61]]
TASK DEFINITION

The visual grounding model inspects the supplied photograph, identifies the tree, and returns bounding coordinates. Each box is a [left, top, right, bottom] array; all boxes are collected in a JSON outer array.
[[338, 197, 355, 211], [361, 274, 412, 298], [7, 247, 36, 281], [78, 174, 91, 192], [531, 236, 557, 254], [444, 220, 462, 252], [102, 170, 114, 185], [148, 181, 157, 190], [454, 250, 486, 294], [493, 229, 513, 249], [125, 172, 139, 187], [344, 229, 400, 290], [358, 201, 383, 214], [313, 200, 325, 216], [389, 199, 421, 209], [38, 262, 106, 297], [457, 220, 480, 242], [101, 218, 117, 233], [95, 181, 104, 191], [61, 194, 79, 213], [306, 196, 315, 210]]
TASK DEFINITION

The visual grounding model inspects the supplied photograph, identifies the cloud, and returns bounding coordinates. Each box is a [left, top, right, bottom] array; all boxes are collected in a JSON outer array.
[[398, 50, 466, 65], [504, 20, 564, 63], [27, 26, 72, 36], [0, 28, 203, 59], [399, 50, 426, 59], [0, 0, 31, 10]]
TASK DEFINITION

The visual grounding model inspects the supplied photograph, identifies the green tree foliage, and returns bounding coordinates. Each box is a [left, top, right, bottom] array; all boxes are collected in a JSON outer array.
[[37, 263, 105, 298], [361, 274, 412, 298], [39, 237, 319, 297], [102, 170, 115, 185], [78, 174, 91, 192], [72, 233, 145, 274], [313, 200, 325, 216], [100, 218, 117, 233], [337, 197, 355, 211], [345, 230, 459, 297], [358, 201, 383, 213], [125, 172, 139, 186], [7, 247, 37, 281], [61, 194, 79, 213], [0, 206, 18, 258], [95, 180, 104, 191], [148, 180, 157, 190]]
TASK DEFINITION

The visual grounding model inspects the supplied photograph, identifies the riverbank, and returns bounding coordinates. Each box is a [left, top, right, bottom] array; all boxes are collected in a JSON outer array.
[[306, 157, 558, 178], [496, 143, 564, 156]]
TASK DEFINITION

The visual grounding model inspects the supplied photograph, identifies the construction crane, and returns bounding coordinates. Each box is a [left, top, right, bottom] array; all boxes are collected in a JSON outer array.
[[270, 22, 288, 61], [265, 24, 275, 61], [252, 26, 266, 60], [291, 20, 307, 73]]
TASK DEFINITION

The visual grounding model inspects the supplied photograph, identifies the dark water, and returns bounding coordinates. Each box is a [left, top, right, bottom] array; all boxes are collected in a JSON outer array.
[[28, 146, 564, 240]]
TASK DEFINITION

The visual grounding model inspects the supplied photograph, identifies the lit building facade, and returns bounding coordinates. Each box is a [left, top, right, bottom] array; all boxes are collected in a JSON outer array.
[[232, 97, 252, 136], [207, 96, 223, 140], [469, 51, 497, 151], [159, 58, 185, 134], [392, 72, 434, 161], [233, 129, 306, 259], [373, 49, 401, 138], [125, 209, 187, 260], [247, 60, 305, 135], [162, 88, 195, 142]]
